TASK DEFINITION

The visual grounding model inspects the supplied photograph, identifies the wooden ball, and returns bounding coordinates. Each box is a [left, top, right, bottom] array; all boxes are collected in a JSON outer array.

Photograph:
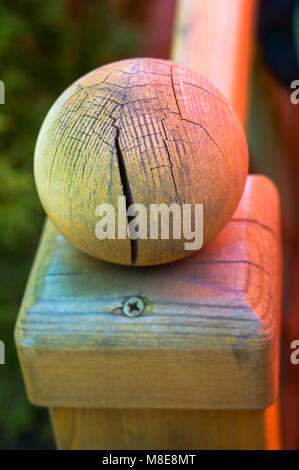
[[34, 58, 248, 266]]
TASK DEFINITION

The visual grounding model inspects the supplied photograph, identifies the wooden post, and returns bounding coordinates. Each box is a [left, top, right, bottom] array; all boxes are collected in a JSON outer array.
[[15, 175, 281, 449], [15, 0, 282, 449]]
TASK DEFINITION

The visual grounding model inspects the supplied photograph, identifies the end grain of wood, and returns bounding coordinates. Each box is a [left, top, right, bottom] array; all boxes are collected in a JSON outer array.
[[34, 58, 248, 266]]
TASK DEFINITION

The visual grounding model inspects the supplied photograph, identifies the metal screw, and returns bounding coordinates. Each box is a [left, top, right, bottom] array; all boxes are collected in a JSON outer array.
[[122, 296, 145, 317]]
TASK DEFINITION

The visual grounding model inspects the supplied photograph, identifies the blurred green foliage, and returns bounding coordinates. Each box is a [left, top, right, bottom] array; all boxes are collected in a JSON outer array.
[[0, 0, 140, 449]]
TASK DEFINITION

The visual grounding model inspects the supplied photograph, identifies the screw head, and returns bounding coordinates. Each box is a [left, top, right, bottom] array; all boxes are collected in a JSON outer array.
[[122, 296, 145, 317]]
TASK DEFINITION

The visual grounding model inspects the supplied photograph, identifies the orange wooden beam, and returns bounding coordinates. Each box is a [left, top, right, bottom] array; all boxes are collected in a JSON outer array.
[[171, 0, 257, 125]]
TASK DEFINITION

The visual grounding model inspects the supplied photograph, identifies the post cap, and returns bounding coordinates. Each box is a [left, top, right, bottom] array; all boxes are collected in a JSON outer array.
[[34, 58, 248, 266]]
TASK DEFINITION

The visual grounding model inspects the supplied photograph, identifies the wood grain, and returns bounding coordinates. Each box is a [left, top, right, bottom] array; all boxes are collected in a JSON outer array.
[[15, 175, 281, 410], [49, 403, 281, 450], [15, 0, 282, 450], [34, 58, 248, 265], [171, 0, 257, 124], [248, 63, 299, 449]]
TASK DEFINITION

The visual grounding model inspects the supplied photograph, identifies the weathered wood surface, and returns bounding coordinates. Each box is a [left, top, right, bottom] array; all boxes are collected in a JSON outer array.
[[49, 402, 281, 450], [15, 0, 282, 450], [34, 58, 247, 266], [171, 0, 256, 124], [248, 63, 299, 449], [165, 0, 282, 450], [15, 175, 281, 410]]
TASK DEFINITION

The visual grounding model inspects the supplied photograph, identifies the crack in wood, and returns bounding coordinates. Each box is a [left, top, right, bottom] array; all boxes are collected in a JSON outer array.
[[113, 125, 138, 265], [170, 66, 225, 159]]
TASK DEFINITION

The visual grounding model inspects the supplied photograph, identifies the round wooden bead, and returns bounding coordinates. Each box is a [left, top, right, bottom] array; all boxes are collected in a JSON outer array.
[[34, 58, 248, 266]]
